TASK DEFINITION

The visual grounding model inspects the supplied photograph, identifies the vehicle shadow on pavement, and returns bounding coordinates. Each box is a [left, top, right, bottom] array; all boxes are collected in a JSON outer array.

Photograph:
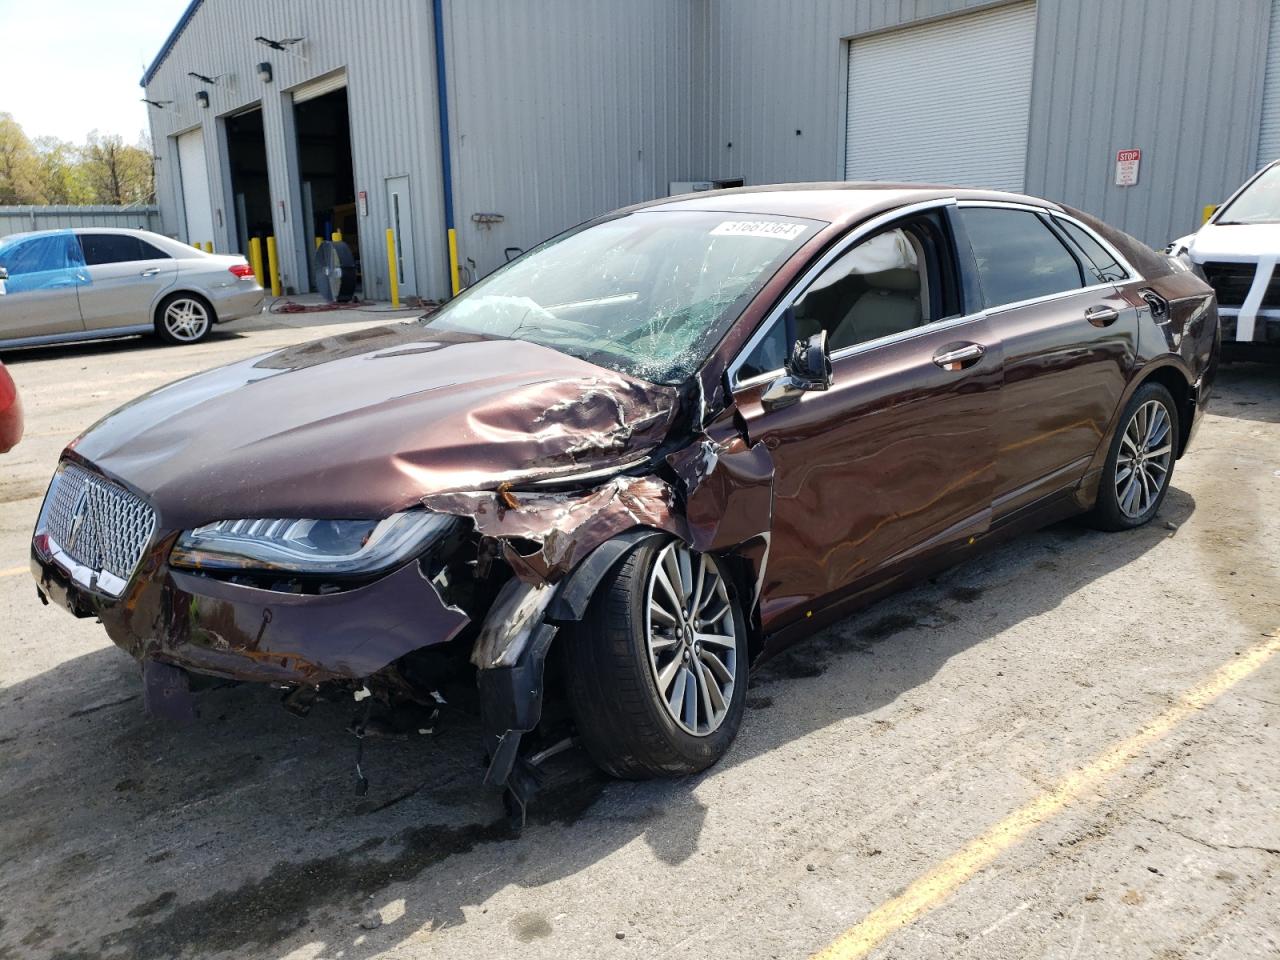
[[0, 489, 1196, 960], [0, 330, 252, 366], [1210, 362, 1280, 424]]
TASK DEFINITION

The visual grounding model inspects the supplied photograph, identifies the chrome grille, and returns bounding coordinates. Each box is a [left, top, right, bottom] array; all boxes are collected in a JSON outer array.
[[42, 463, 156, 587]]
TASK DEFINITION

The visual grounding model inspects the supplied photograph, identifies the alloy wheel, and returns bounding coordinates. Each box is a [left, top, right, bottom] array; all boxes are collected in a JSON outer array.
[[644, 541, 738, 737], [162, 298, 210, 342], [1115, 399, 1173, 519]]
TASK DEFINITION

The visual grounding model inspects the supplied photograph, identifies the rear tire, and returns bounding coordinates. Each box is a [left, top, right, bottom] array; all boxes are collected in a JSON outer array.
[[155, 293, 214, 345], [1086, 381, 1179, 531], [560, 538, 748, 779]]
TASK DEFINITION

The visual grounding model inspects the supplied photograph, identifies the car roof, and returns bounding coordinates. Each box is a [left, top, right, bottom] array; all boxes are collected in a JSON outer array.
[[0, 226, 207, 259], [630, 181, 1063, 224], [1, 226, 169, 241]]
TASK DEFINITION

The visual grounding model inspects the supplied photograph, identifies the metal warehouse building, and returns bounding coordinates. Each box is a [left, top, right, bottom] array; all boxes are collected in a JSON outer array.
[[143, 0, 1280, 302]]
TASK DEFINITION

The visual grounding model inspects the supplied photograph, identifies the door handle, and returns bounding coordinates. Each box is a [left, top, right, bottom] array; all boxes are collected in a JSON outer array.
[[1085, 305, 1119, 327], [139, 268, 161, 277], [932, 343, 985, 370]]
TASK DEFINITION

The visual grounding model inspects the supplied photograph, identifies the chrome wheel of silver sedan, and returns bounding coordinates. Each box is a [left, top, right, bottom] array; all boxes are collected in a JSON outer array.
[[645, 540, 738, 737], [161, 297, 211, 343], [1115, 399, 1173, 519]]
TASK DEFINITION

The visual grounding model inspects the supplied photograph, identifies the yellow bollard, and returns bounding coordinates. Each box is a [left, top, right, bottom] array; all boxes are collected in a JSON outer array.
[[314, 236, 322, 250], [1202, 204, 1218, 224], [248, 237, 265, 287], [385, 228, 401, 309], [266, 236, 282, 297], [204, 241, 214, 254], [331, 230, 343, 243], [447, 228, 460, 296]]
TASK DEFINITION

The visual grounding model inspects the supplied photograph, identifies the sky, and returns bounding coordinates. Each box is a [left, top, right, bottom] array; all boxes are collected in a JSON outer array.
[[0, 0, 192, 143]]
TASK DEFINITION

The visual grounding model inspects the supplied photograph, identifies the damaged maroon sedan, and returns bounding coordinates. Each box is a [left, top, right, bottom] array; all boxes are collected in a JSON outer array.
[[31, 184, 1218, 813]]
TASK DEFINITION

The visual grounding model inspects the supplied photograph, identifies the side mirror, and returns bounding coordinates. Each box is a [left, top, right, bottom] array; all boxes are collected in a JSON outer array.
[[761, 329, 833, 411], [786, 329, 833, 390]]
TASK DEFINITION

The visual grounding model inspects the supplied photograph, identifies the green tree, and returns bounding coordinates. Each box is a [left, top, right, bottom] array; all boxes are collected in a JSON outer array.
[[32, 136, 92, 205], [0, 112, 44, 203], [81, 131, 155, 206]]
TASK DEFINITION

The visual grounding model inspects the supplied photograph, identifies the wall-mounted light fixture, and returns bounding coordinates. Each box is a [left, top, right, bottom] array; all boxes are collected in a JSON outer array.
[[196, 90, 210, 109], [257, 61, 273, 83]]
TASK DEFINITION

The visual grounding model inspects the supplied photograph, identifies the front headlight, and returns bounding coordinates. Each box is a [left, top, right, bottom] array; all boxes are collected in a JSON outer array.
[[170, 511, 455, 576]]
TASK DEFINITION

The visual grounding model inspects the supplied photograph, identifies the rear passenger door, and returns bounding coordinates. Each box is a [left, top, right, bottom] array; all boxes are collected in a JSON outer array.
[[77, 233, 177, 331], [957, 203, 1140, 520]]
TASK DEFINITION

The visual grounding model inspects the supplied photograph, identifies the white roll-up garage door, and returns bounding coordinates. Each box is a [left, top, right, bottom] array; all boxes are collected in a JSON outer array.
[[176, 128, 215, 247], [844, 1, 1037, 192], [1258, 0, 1280, 167], [291, 70, 347, 104]]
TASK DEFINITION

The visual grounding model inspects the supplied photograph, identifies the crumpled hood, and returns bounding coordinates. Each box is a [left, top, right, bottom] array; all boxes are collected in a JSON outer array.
[[70, 323, 677, 530], [1190, 221, 1280, 260]]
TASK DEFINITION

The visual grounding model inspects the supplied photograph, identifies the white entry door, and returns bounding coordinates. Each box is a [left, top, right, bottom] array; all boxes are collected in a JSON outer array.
[[385, 176, 417, 297], [176, 128, 215, 248]]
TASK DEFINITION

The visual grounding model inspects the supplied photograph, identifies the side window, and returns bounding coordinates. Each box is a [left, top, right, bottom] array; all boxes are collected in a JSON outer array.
[[737, 215, 957, 380], [795, 228, 928, 352], [137, 238, 171, 260], [0, 233, 83, 295], [1055, 218, 1127, 282], [2, 234, 78, 277], [79, 234, 165, 266], [960, 207, 1085, 308]]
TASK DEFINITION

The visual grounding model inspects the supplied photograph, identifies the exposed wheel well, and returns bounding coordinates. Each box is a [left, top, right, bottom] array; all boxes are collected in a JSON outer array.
[[1137, 365, 1194, 458]]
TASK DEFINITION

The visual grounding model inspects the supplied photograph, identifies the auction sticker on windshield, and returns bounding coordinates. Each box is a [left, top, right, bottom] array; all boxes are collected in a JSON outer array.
[[710, 220, 808, 240]]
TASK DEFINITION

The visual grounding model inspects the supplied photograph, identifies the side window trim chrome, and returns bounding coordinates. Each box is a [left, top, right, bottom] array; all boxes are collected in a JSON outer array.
[[728, 197, 958, 389]]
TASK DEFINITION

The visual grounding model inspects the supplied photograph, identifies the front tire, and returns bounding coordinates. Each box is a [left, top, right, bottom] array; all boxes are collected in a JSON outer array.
[[155, 293, 214, 345], [1087, 381, 1179, 531], [560, 538, 748, 779]]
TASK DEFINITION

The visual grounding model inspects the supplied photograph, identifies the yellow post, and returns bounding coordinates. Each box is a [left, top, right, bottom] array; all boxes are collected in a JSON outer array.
[[204, 241, 214, 254], [447, 227, 460, 296], [1202, 204, 1218, 224], [331, 230, 342, 243], [266, 235, 282, 297], [248, 237, 265, 287], [314, 236, 322, 250], [385, 228, 401, 308]]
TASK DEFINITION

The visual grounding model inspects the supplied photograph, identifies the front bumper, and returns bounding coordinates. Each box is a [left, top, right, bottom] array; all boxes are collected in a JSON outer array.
[[32, 542, 469, 685]]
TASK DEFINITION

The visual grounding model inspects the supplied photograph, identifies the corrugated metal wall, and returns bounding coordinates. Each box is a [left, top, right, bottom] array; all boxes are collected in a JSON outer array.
[[444, 0, 709, 278], [0, 206, 162, 239], [704, 0, 1007, 189], [1025, 0, 1271, 246], [706, 0, 1274, 246], [144, 0, 446, 298], [144, 0, 1280, 296]]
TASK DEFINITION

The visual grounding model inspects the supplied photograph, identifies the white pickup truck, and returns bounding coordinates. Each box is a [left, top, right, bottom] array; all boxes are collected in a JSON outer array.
[[1169, 160, 1280, 359]]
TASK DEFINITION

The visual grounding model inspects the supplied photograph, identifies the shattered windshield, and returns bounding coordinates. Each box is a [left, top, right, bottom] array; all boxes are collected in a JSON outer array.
[[1217, 163, 1280, 224], [425, 210, 823, 384]]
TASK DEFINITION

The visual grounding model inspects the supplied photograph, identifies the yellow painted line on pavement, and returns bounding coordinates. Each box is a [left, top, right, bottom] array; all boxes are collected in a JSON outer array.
[[1, 566, 28, 578], [812, 633, 1280, 960]]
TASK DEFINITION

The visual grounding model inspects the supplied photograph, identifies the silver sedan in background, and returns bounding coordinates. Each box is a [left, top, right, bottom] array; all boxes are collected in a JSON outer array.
[[0, 228, 264, 349]]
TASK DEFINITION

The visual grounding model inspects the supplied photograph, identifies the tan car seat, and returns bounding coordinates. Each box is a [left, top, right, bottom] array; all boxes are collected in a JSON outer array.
[[829, 267, 923, 349]]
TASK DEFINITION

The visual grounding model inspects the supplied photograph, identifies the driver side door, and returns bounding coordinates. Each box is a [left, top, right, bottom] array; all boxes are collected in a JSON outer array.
[[729, 203, 1001, 637], [0, 231, 88, 342]]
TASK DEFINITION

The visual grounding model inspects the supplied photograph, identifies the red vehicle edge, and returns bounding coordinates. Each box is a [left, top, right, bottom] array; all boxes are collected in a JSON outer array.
[[0, 361, 23, 454]]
